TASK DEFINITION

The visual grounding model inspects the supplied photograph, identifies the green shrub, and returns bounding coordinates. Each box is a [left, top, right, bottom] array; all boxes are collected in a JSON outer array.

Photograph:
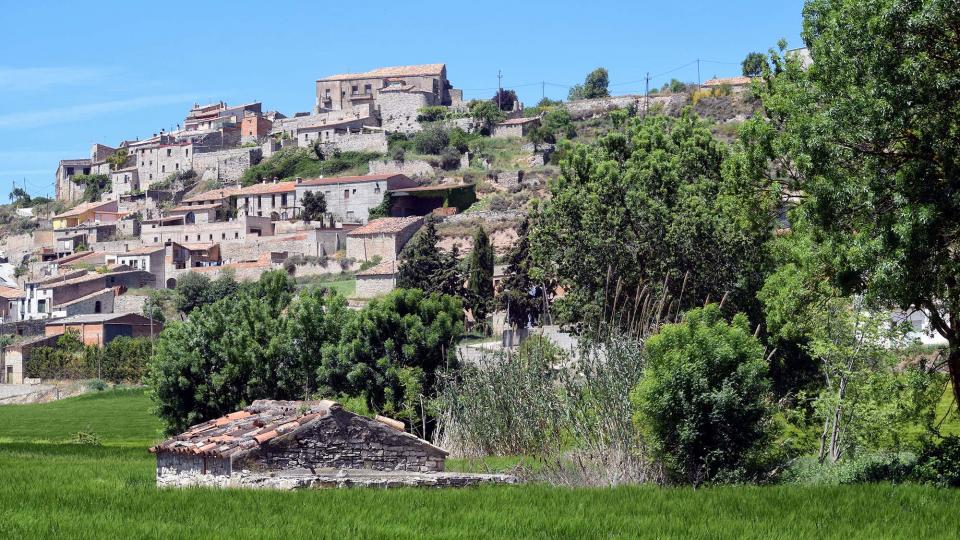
[[413, 126, 449, 155], [438, 147, 462, 170], [914, 436, 960, 487], [783, 454, 918, 485], [631, 304, 773, 485], [86, 379, 108, 392], [417, 106, 448, 122]]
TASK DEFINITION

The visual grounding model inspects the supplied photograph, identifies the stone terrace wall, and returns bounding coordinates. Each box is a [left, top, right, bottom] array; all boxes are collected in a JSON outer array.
[[236, 409, 445, 473], [378, 92, 435, 134], [219, 236, 321, 263], [368, 159, 435, 178], [331, 132, 387, 154], [113, 293, 147, 313], [192, 147, 262, 183]]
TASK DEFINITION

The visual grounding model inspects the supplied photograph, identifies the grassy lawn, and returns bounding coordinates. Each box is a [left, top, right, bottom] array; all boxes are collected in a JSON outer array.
[[1, 390, 958, 539], [295, 273, 356, 297]]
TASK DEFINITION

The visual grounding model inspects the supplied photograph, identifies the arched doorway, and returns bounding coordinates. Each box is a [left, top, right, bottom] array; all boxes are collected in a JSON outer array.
[[94, 300, 102, 313]]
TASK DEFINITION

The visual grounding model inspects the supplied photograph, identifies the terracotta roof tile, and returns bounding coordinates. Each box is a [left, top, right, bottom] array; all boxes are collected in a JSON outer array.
[[347, 216, 423, 236], [237, 181, 296, 195], [297, 173, 409, 188], [319, 63, 445, 82]]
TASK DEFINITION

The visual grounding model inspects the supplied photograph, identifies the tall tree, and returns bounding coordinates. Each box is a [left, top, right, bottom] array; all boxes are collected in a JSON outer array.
[[491, 89, 519, 111], [466, 227, 495, 326], [498, 217, 548, 328], [397, 217, 464, 298], [301, 191, 327, 222], [742, 0, 960, 411], [583, 67, 610, 99], [741, 52, 768, 77], [532, 111, 772, 323]]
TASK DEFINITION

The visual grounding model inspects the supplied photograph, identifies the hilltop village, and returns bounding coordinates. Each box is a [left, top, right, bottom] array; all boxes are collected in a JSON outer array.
[[0, 61, 755, 383]]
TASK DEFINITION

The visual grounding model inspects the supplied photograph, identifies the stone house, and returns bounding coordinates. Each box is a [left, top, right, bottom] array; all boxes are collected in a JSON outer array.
[[296, 173, 418, 224], [113, 246, 166, 288], [355, 260, 398, 298], [55, 158, 93, 202], [345, 216, 423, 263], [491, 117, 540, 138], [0, 286, 26, 323], [315, 64, 454, 113], [184, 101, 262, 134], [150, 399, 448, 487], [2, 334, 58, 384], [140, 215, 274, 245], [180, 186, 241, 209], [109, 166, 140, 199], [45, 313, 163, 346], [54, 288, 115, 318], [168, 242, 222, 273], [237, 181, 298, 220]]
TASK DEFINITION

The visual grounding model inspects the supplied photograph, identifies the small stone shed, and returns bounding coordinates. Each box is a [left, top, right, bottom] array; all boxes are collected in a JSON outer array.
[[150, 399, 448, 487]]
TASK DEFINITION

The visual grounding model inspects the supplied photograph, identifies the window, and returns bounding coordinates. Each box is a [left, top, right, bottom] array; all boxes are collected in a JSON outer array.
[[197, 235, 201, 241], [83, 168, 90, 174], [154, 237, 158, 242], [161, 165, 166, 173], [37, 299, 46, 313], [166, 149, 172, 157], [209, 234, 213, 240], [185, 148, 189, 157], [66, 167, 74, 176], [352, 188, 356, 194], [351, 85, 359, 95], [140, 161, 144, 166], [374, 183, 381, 193], [344, 189, 350, 200], [175, 163, 179, 170], [222, 233, 226, 240], [364, 84, 372, 95], [149, 160, 153, 166], [281, 194, 287, 206], [94, 301, 102, 314], [234, 232, 239, 239], [271, 194, 276, 206], [257, 195, 262, 207], [149, 174, 153, 180]]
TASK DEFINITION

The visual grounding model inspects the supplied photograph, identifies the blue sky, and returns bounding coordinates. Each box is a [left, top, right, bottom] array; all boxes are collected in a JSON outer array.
[[0, 0, 805, 199]]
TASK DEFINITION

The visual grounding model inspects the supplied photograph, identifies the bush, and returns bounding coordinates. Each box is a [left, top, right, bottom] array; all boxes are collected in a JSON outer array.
[[631, 304, 773, 485], [86, 379, 108, 392], [448, 128, 475, 153], [783, 454, 918, 485], [417, 106, 448, 122], [914, 436, 960, 487], [413, 126, 450, 155], [438, 147, 462, 170]]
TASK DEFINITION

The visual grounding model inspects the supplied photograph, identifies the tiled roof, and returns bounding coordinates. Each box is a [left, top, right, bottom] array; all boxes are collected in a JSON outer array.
[[167, 203, 222, 213], [319, 63, 445, 82], [348, 216, 423, 236], [54, 287, 114, 308], [149, 399, 445, 460], [119, 246, 165, 256], [356, 260, 397, 277], [40, 272, 107, 289], [0, 286, 25, 299], [59, 158, 92, 166], [389, 182, 473, 193], [53, 200, 115, 219], [48, 313, 157, 325], [178, 242, 217, 251], [497, 117, 540, 126], [702, 76, 753, 87], [297, 173, 408, 188], [181, 187, 242, 203], [237, 181, 297, 195]]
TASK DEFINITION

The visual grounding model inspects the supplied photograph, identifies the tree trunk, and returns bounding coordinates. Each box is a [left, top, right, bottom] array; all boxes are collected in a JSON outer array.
[[947, 342, 960, 413]]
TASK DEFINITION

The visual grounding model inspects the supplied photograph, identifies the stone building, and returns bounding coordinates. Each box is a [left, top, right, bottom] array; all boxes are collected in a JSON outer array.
[[45, 313, 162, 346], [491, 117, 540, 138], [0, 286, 26, 323], [237, 180, 298, 219], [140, 215, 274, 245], [113, 246, 166, 288], [315, 64, 454, 113], [150, 399, 448, 488], [241, 112, 273, 144], [355, 260, 398, 298], [345, 216, 423, 263], [295, 173, 418, 224]]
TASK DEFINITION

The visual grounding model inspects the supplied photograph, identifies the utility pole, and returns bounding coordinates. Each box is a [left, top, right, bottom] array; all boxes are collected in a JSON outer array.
[[697, 58, 702, 89], [644, 72, 650, 118], [497, 70, 503, 109], [541, 81, 545, 101]]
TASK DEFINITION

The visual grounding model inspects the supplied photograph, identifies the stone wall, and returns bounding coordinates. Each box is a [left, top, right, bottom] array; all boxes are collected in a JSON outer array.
[[356, 275, 395, 298], [192, 147, 262, 183], [346, 235, 395, 263], [235, 409, 446, 473], [156, 452, 231, 487], [326, 132, 388, 154], [113, 293, 147, 314], [218, 236, 320, 263], [367, 159, 435, 178], [377, 91, 435, 134], [563, 95, 642, 120]]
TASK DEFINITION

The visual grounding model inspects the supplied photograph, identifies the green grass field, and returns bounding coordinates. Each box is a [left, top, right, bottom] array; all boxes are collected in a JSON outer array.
[[1, 390, 958, 539]]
